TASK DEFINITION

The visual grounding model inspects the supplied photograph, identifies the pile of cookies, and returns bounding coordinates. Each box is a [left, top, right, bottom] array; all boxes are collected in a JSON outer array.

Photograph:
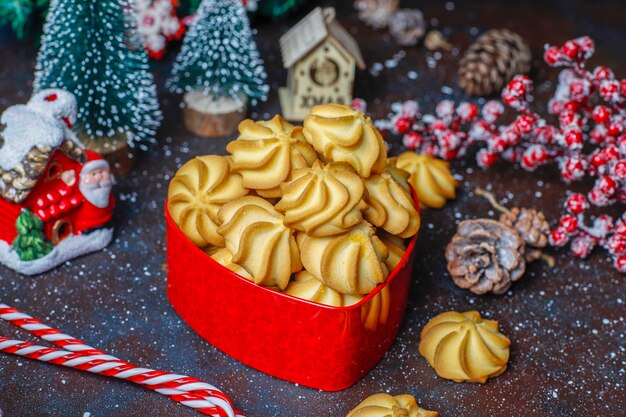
[[168, 104, 420, 307]]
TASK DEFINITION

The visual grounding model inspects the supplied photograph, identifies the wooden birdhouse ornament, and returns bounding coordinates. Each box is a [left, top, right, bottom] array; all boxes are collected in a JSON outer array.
[[0, 89, 115, 275], [279, 7, 366, 121]]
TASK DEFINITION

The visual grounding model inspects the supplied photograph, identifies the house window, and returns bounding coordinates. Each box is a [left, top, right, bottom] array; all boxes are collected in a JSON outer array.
[[45, 161, 62, 182]]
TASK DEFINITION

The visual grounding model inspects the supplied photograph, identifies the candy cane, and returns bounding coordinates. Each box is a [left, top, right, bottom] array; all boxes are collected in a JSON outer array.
[[0, 304, 116, 358], [0, 304, 243, 417]]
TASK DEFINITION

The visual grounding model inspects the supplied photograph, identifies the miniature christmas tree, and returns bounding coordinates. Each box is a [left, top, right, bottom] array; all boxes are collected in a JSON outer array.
[[12, 210, 53, 261], [33, 0, 162, 150], [167, 0, 267, 137], [167, 0, 268, 105]]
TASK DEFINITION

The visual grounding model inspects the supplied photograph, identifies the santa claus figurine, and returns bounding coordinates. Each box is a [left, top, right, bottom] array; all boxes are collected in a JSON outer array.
[[0, 89, 116, 275], [76, 151, 116, 231]]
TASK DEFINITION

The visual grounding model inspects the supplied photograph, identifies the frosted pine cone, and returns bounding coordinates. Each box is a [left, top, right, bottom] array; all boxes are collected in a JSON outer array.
[[388, 9, 426, 46], [354, 0, 399, 29], [446, 219, 526, 295], [458, 29, 531, 96], [500, 207, 550, 248]]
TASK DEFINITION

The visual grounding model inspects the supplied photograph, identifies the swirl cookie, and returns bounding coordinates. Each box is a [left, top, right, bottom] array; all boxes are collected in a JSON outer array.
[[395, 152, 458, 209], [303, 104, 387, 178], [347, 393, 438, 417], [298, 222, 389, 295], [217, 196, 302, 289], [168, 155, 248, 248], [275, 160, 367, 237], [419, 310, 510, 383], [363, 169, 420, 238], [227, 115, 317, 198], [283, 270, 363, 307]]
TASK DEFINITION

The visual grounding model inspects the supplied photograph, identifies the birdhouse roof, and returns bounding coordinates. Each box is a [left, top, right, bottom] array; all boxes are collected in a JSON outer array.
[[280, 7, 366, 70]]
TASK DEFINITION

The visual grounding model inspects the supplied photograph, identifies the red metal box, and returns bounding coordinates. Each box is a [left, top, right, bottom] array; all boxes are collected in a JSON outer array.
[[165, 203, 417, 391]]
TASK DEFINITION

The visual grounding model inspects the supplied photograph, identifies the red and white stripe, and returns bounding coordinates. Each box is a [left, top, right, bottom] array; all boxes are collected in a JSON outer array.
[[0, 304, 243, 417]]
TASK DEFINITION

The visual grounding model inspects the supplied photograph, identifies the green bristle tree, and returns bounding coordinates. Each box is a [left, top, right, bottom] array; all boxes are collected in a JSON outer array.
[[167, 0, 268, 105], [33, 0, 162, 150]]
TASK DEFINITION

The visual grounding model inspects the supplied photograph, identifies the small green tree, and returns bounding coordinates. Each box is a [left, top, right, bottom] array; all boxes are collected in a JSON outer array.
[[167, 0, 268, 105], [33, 0, 162, 148], [12, 210, 54, 261]]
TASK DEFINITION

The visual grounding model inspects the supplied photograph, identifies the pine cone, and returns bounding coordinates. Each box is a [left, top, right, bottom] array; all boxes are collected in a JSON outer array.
[[445, 219, 526, 295], [354, 0, 399, 29], [458, 29, 531, 96], [388, 9, 426, 46], [500, 207, 549, 248]]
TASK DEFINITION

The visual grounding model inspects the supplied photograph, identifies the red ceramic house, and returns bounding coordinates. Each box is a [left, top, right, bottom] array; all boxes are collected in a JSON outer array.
[[0, 89, 115, 275]]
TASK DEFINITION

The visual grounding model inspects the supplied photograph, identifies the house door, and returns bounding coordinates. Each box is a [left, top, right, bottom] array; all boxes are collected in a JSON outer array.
[[51, 219, 73, 244]]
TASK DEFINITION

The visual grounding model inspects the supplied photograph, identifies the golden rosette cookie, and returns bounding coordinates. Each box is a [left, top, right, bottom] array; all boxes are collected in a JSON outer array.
[[395, 152, 458, 209], [217, 196, 302, 289], [363, 169, 420, 238], [275, 160, 367, 237], [226, 115, 318, 197], [419, 311, 510, 383], [283, 270, 364, 307], [298, 222, 389, 295], [378, 231, 407, 270], [347, 393, 438, 417], [168, 155, 248, 248], [207, 247, 253, 280], [303, 104, 387, 178]]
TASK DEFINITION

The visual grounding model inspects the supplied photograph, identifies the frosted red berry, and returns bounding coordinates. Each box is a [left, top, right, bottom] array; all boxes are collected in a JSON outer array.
[[402, 131, 422, 149], [571, 236, 593, 258], [589, 151, 606, 168], [544, 46, 561, 65], [576, 36, 595, 57], [592, 105, 611, 124], [564, 129, 583, 149], [606, 121, 623, 137], [596, 175, 618, 195], [514, 114, 535, 134], [560, 215, 578, 233], [615, 255, 626, 272], [566, 193, 588, 214], [606, 235, 626, 256], [614, 160, 626, 180], [477, 149, 497, 168], [593, 66, 614, 81], [457, 102, 478, 122], [549, 227, 570, 247], [600, 80, 620, 102], [561, 40, 580, 60], [395, 117, 412, 134]]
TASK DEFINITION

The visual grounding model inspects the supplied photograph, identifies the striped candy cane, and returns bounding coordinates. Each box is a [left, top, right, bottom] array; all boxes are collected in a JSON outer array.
[[0, 304, 243, 417]]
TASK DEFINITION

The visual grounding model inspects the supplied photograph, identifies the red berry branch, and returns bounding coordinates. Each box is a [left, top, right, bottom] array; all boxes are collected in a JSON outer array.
[[373, 36, 626, 272]]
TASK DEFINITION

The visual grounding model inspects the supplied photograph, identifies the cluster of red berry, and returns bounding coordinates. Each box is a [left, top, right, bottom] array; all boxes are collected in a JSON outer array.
[[551, 194, 626, 272], [374, 36, 625, 272]]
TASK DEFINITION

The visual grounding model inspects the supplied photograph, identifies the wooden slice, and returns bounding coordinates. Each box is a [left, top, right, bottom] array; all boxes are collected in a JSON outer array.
[[183, 91, 247, 138]]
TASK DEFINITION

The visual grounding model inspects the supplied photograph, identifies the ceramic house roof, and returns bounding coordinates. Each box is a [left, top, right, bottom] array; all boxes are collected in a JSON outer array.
[[0, 106, 83, 204], [280, 7, 366, 70], [0, 89, 85, 204]]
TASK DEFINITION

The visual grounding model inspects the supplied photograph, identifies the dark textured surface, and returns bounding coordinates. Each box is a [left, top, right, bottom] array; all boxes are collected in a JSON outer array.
[[0, 1, 625, 416]]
